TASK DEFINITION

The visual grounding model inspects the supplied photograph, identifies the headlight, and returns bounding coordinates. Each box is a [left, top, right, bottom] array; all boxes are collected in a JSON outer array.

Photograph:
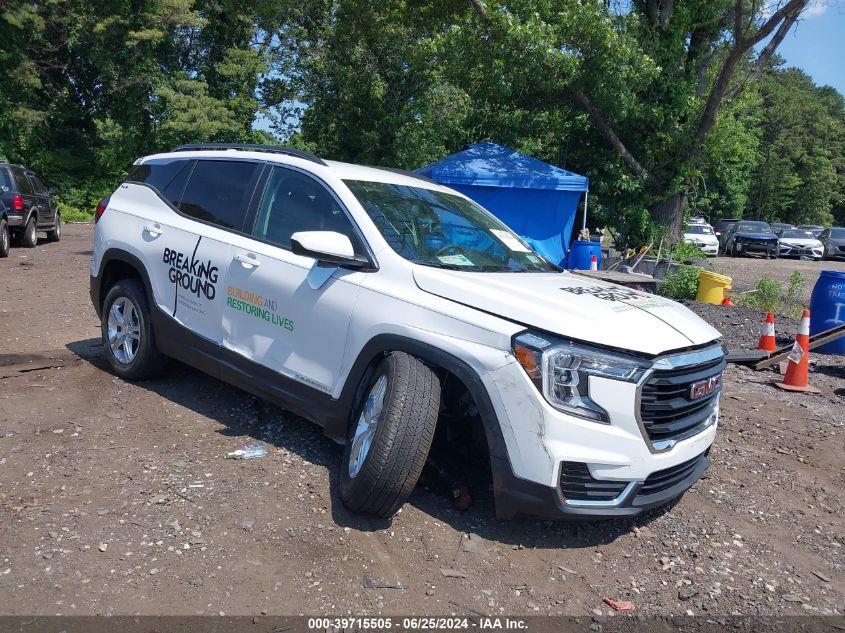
[[513, 332, 650, 423]]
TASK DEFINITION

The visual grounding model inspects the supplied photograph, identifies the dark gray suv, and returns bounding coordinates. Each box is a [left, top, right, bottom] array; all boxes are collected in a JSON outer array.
[[0, 163, 61, 257]]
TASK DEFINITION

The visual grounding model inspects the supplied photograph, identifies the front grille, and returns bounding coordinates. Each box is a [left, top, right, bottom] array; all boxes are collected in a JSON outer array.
[[639, 355, 725, 445], [559, 462, 628, 502], [637, 451, 709, 498]]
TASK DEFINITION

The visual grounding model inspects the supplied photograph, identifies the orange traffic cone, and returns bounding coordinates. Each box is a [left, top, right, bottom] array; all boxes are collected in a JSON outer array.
[[774, 309, 821, 394], [590, 255, 598, 271], [757, 312, 777, 352], [721, 296, 734, 307]]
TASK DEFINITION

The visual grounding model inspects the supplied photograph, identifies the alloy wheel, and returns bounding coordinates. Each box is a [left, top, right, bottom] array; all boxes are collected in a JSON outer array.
[[348, 375, 388, 478], [107, 296, 141, 364]]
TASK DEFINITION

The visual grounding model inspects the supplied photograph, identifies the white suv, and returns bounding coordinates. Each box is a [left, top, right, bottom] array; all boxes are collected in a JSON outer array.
[[89, 144, 725, 519]]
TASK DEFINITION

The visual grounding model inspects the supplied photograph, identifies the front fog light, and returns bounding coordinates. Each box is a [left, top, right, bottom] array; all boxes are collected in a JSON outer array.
[[513, 332, 649, 424]]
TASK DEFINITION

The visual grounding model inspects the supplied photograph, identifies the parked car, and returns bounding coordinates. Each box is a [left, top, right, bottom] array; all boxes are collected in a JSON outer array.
[[777, 228, 823, 260], [771, 222, 795, 234], [89, 143, 725, 520], [722, 221, 778, 258], [797, 224, 825, 238], [682, 223, 719, 256], [819, 227, 845, 260], [0, 163, 61, 251], [713, 218, 739, 249]]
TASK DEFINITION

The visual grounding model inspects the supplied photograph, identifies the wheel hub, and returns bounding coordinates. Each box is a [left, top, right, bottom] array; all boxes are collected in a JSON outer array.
[[107, 297, 141, 364], [348, 375, 387, 478]]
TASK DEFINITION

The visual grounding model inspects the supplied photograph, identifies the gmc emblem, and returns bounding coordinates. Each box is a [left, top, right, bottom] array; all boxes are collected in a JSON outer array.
[[690, 375, 721, 400]]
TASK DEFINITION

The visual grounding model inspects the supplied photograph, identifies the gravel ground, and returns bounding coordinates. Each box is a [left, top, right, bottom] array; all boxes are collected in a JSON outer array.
[[0, 224, 843, 619], [712, 255, 845, 304]]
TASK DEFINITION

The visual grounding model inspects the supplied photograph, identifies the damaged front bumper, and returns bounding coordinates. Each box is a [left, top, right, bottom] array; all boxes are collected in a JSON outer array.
[[482, 346, 722, 519]]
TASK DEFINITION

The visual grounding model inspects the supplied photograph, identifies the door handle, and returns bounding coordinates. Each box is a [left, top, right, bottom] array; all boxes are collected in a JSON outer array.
[[234, 252, 260, 268], [143, 223, 163, 237]]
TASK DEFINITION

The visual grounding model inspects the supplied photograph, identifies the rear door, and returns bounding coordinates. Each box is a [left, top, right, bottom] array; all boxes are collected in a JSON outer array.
[[27, 173, 54, 227], [119, 157, 262, 346], [28, 174, 56, 226]]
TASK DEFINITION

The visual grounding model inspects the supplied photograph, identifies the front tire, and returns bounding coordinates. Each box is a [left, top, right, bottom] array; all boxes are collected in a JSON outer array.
[[0, 219, 9, 258], [47, 215, 62, 242], [101, 279, 166, 381], [340, 352, 440, 518], [21, 216, 37, 248]]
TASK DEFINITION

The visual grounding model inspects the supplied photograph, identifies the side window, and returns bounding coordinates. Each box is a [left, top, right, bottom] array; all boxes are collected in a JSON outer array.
[[253, 167, 359, 250], [28, 174, 47, 195], [179, 160, 259, 230], [127, 159, 193, 206], [0, 167, 11, 192], [11, 166, 33, 194]]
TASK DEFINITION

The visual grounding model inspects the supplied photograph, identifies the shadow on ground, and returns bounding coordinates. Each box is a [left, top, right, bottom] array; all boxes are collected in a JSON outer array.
[[65, 337, 674, 549]]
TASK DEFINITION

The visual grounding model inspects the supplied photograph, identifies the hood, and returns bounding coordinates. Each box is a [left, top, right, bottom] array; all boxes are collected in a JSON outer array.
[[735, 232, 777, 241], [780, 237, 822, 247], [413, 268, 722, 356]]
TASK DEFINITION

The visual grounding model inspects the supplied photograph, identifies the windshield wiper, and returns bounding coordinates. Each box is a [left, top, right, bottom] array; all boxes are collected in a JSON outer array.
[[411, 259, 476, 271]]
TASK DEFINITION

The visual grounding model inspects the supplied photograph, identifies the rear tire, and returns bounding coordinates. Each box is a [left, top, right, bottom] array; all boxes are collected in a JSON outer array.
[[340, 352, 440, 518], [0, 219, 9, 258], [21, 216, 37, 248], [101, 279, 166, 381], [47, 215, 62, 242]]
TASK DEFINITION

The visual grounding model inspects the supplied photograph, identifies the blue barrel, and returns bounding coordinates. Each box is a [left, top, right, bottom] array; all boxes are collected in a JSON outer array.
[[567, 240, 602, 270], [809, 270, 845, 354]]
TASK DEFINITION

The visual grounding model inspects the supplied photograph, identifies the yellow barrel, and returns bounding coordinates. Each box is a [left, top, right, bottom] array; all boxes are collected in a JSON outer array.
[[696, 270, 733, 305]]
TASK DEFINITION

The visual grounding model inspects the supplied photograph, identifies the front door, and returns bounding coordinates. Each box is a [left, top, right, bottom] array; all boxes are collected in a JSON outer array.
[[221, 165, 367, 397]]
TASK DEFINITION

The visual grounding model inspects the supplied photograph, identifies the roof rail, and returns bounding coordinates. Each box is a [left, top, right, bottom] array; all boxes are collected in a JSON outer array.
[[171, 143, 327, 166], [373, 166, 437, 185]]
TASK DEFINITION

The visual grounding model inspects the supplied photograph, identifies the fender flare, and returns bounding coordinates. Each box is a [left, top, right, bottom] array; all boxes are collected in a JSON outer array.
[[91, 248, 155, 318], [329, 334, 509, 464]]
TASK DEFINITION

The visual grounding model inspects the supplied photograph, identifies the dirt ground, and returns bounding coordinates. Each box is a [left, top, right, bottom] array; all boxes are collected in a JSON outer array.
[[712, 253, 845, 303], [1, 224, 843, 618]]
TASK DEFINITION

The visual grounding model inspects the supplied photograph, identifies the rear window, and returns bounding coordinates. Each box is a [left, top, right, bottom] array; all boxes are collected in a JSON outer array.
[[178, 160, 259, 230]]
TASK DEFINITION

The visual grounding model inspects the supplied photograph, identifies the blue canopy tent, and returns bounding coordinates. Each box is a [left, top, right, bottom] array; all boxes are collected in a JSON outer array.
[[416, 142, 589, 266]]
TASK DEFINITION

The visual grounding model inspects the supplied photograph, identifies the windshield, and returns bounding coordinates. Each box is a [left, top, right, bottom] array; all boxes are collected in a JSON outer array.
[[736, 222, 772, 233], [686, 225, 713, 235], [344, 180, 556, 272], [781, 229, 816, 239], [831, 228, 845, 238]]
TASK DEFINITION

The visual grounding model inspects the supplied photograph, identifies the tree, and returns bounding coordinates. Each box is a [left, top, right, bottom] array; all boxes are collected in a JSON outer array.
[[748, 66, 845, 226], [461, 0, 810, 241]]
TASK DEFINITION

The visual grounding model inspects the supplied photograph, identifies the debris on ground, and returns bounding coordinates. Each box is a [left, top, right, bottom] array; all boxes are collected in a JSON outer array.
[[225, 441, 269, 460]]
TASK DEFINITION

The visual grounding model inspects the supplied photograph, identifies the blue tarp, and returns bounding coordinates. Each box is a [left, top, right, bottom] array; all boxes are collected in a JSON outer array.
[[416, 142, 588, 265]]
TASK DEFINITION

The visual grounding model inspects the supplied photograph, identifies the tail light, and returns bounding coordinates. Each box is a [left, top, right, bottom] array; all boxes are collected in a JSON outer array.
[[12, 195, 24, 211], [94, 197, 109, 223]]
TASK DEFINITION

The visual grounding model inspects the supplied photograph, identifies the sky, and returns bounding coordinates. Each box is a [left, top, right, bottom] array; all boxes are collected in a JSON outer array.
[[773, 1, 845, 96]]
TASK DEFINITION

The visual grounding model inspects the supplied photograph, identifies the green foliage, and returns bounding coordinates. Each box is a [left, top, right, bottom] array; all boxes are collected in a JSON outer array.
[[660, 265, 701, 301], [746, 68, 845, 226], [0, 0, 843, 242], [784, 271, 806, 319], [739, 272, 806, 317], [671, 240, 708, 263]]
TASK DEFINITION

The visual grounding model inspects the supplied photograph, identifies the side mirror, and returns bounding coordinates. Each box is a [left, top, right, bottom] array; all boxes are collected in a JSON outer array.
[[290, 231, 368, 268], [48, 187, 58, 196]]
